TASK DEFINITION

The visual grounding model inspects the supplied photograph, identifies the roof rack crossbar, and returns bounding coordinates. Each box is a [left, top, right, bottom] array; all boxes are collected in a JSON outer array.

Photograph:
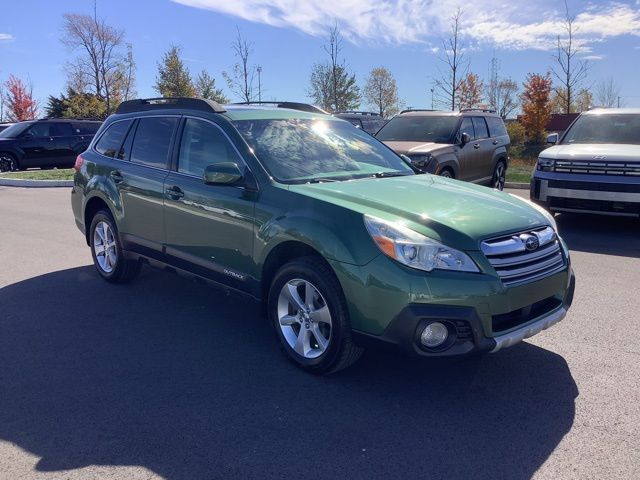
[[116, 97, 226, 114], [459, 108, 497, 113], [231, 101, 328, 114], [335, 111, 381, 116]]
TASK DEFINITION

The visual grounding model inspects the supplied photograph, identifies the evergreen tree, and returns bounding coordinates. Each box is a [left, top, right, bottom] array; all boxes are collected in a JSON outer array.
[[194, 70, 229, 104], [154, 46, 195, 97]]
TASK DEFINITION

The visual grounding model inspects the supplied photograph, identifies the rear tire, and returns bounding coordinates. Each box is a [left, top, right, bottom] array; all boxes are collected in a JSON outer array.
[[268, 257, 363, 374], [492, 161, 506, 190], [89, 210, 141, 283]]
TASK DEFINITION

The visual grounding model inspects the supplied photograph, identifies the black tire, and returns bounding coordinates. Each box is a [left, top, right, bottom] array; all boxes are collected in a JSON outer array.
[[89, 209, 141, 283], [439, 167, 454, 179], [268, 256, 363, 374], [0, 153, 17, 172], [492, 161, 506, 190]]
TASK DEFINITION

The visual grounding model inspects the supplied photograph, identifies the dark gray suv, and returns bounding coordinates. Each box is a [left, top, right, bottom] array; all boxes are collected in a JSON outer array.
[[376, 109, 510, 190]]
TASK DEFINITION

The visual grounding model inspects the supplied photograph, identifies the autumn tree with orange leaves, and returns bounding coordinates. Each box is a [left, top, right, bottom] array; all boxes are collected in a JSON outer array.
[[520, 73, 552, 144], [456, 73, 484, 110], [4, 75, 38, 121]]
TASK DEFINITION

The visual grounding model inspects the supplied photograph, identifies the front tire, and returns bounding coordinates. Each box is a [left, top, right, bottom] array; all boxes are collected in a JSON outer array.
[[89, 210, 141, 283], [438, 168, 454, 179], [0, 153, 17, 172], [268, 257, 363, 374]]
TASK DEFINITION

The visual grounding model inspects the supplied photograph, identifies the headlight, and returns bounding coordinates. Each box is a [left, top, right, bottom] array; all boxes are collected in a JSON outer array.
[[408, 153, 434, 171], [363, 215, 479, 273], [537, 157, 555, 171]]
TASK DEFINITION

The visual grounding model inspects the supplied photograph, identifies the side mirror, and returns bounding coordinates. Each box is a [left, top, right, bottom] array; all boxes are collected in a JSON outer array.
[[460, 132, 471, 145], [547, 133, 559, 145], [203, 162, 243, 185]]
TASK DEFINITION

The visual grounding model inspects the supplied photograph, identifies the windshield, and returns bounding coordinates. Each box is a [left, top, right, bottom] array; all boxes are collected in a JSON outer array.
[[562, 114, 640, 145], [232, 118, 413, 183], [375, 116, 459, 143], [0, 122, 33, 139]]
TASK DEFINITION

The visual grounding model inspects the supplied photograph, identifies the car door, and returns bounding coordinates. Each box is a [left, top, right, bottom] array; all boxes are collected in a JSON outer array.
[[163, 116, 256, 292], [471, 117, 494, 182], [456, 117, 477, 181], [18, 122, 57, 168], [115, 116, 179, 257]]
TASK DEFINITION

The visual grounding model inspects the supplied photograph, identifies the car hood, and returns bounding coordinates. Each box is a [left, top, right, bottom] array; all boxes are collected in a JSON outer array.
[[289, 175, 552, 250], [541, 143, 640, 162], [382, 141, 452, 156]]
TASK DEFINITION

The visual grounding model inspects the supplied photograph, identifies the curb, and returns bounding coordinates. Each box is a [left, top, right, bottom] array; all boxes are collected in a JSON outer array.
[[0, 177, 73, 188], [505, 182, 529, 190]]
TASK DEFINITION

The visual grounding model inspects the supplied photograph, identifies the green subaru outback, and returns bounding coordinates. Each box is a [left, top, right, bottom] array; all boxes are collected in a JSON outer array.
[[71, 98, 575, 374]]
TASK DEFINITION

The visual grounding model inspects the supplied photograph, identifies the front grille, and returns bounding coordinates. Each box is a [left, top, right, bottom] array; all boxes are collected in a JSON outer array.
[[481, 226, 566, 287], [492, 296, 562, 333], [554, 160, 640, 176], [454, 320, 472, 342]]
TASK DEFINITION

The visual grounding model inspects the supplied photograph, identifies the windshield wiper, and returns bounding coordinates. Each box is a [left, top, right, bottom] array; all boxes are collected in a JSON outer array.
[[371, 171, 411, 178], [306, 177, 340, 184]]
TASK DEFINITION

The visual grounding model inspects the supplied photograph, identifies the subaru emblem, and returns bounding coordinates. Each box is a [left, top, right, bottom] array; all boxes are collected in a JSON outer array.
[[520, 233, 540, 251]]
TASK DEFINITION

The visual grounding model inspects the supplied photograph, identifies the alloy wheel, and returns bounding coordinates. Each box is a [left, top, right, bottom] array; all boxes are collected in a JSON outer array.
[[93, 221, 118, 273], [494, 163, 506, 190], [277, 279, 332, 359], [0, 155, 14, 172]]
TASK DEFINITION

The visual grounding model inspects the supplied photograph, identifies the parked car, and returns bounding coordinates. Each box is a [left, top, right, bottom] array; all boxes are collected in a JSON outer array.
[[531, 108, 640, 217], [333, 111, 387, 135], [376, 109, 511, 190], [0, 122, 15, 133], [71, 97, 574, 374], [0, 118, 102, 172]]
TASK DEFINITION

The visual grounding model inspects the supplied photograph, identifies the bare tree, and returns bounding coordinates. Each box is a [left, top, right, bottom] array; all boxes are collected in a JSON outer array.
[[495, 79, 519, 119], [551, 0, 589, 114], [595, 77, 623, 107], [223, 28, 256, 102], [434, 8, 468, 111], [61, 9, 133, 114]]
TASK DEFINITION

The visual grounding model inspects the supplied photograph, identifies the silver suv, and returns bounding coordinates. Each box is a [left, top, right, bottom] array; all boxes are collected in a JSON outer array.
[[376, 109, 510, 190], [531, 109, 640, 217]]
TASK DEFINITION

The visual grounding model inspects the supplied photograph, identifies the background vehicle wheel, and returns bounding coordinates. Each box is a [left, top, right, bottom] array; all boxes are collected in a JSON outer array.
[[492, 161, 506, 190], [0, 153, 17, 172], [89, 210, 141, 283], [438, 168, 454, 179], [268, 257, 363, 374]]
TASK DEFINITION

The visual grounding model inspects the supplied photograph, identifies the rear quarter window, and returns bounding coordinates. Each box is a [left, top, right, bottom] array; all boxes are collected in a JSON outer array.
[[94, 120, 133, 158], [486, 117, 507, 137]]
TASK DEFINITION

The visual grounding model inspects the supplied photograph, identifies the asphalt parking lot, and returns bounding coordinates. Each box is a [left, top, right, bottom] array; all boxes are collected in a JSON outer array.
[[1, 186, 639, 480]]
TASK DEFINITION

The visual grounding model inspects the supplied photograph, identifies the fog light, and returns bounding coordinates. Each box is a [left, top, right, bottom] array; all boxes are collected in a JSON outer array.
[[420, 322, 449, 348]]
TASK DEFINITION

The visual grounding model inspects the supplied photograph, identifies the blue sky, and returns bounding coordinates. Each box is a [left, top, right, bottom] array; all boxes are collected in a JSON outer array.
[[1, 0, 639, 112]]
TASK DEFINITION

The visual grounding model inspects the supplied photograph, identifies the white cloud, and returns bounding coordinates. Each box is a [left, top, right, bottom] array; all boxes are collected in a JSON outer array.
[[581, 55, 605, 60], [0, 33, 14, 41], [171, 0, 640, 50]]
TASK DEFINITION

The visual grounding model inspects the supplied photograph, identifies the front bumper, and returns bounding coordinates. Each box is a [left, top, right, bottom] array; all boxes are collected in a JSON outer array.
[[352, 268, 575, 357], [531, 171, 640, 217]]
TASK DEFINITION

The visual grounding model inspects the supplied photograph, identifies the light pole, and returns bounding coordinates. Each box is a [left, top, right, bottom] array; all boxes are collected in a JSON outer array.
[[430, 88, 434, 109], [257, 66, 262, 102]]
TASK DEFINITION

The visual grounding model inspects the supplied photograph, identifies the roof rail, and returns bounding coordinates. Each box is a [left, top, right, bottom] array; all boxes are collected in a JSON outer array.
[[231, 101, 328, 115], [335, 111, 381, 116], [116, 97, 226, 115], [39, 117, 103, 122], [460, 108, 497, 114], [399, 109, 437, 114]]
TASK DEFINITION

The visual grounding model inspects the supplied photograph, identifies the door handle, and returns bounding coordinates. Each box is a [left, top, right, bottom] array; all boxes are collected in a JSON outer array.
[[473, 143, 480, 149], [110, 170, 124, 183], [166, 185, 185, 199], [492, 140, 499, 145]]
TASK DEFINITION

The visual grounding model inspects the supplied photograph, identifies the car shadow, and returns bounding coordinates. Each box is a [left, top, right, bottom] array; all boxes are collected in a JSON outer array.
[[0, 266, 577, 480], [556, 212, 640, 258]]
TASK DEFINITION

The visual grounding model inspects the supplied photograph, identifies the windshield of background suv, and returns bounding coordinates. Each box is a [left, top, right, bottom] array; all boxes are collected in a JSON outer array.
[[0, 122, 33, 138], [562, 114, 640, 145], [375, 116, 459, 143], [233, 118, 413, 183]]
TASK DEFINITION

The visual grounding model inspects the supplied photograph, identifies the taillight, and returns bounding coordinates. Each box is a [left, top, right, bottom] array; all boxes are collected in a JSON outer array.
[[74, 154, 84, 172]]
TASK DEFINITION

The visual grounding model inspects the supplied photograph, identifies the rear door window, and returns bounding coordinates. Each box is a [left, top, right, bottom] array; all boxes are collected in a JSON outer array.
[[130, 117, 178, 169], [486, 117, 507, 137], [472, 117, 489, 139], [50, 122, 74, 137], [95, 120, 133, 158], [74, 122, 101, 135]]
